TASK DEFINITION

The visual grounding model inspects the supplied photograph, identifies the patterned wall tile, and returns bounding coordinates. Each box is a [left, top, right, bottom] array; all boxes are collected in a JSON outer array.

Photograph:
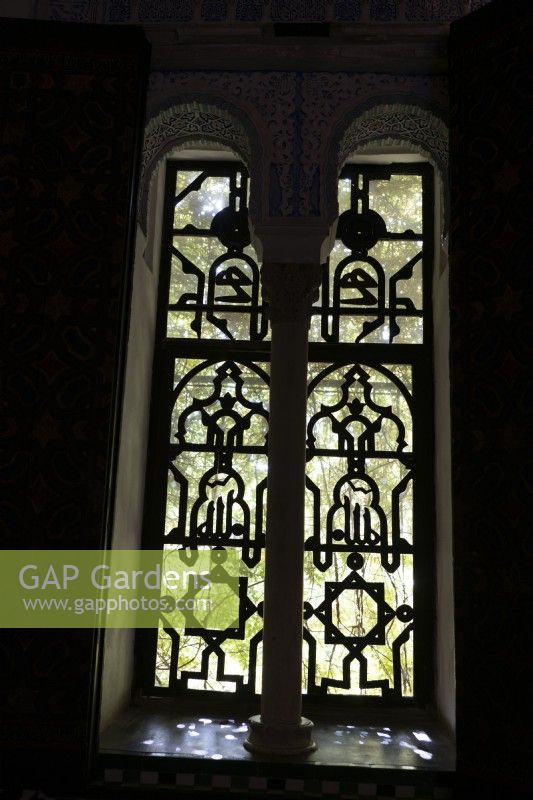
[[370, 0, 397, 22], [271, 0, 326, 22], [96, 766, 454, 797], [48, 0, 493, 24], [105, 0, 132, 23], [335, 0, 362, 21], [449, 0, 532, 793], [0, 17, 147, 762], [138, 0, 195, 23], [50, 0, 91, 21], [405, 1, 465, 22], [201, 0, 228, 22], [235, 0, 265, 21]]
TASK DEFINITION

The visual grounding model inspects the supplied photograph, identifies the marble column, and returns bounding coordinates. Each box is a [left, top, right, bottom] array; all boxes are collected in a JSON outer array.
[[245, 262, 321, 756]]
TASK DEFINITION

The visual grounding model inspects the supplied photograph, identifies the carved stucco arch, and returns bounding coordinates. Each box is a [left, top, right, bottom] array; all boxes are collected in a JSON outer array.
[[325, 103, 449, 231], [138, 99, 263, 233]]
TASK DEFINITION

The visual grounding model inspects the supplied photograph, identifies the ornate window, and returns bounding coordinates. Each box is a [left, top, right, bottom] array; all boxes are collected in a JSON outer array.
[[140, 161, 269, 697], [140, 160, 435, 708], [304, 164, 435, 704]]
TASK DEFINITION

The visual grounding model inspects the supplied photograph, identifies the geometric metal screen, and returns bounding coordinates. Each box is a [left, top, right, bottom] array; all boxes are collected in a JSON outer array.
[[304, 361, 415, 697], [142, 161, 434, 706], [310, 165, 428, 345], [165, 162, 268, 342], [142, 162, 268, 697], [157, 356, 268, 694], [304, 164, 435, 702]]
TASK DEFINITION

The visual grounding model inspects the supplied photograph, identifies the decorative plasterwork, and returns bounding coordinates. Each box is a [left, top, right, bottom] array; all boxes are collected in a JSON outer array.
[[325, 103, 449, 224], [147, 71, 447, 222], [299, 74, 448, 216], [147, 71, 296, 219], [261, 263, 322, 323], [338, 104, 448, 170], [139, 99, 262, 231]]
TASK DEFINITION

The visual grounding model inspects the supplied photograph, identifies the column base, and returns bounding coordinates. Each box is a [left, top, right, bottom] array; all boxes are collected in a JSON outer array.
[[244, 714, 316, 755]]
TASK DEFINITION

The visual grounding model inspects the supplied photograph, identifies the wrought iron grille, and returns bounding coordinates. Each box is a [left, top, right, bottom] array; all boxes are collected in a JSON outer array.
[[303, 164, 435, 704], [165, 162, 268, 341], [304, 360, 416, 698], [141, 160, 435, 707], [141, 162, 269, 697], [310, 165, 427, 345]]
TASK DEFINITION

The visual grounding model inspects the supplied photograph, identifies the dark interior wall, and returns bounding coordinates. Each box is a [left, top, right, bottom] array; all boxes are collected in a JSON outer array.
[[449, 1, 532, 795], [0, 1, 531, 796], [0, 19, 149, 786]]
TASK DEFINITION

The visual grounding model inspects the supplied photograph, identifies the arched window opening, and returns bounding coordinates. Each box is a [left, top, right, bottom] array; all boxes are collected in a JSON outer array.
[[140, 160, 269, 699], [139, 157, 437, 711], [302, 162, 434, 704]]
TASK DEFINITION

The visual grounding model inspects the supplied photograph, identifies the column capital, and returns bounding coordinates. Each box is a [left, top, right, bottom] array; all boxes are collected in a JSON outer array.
[[250, 219, 337, 264], [261, 262, 322, 324]]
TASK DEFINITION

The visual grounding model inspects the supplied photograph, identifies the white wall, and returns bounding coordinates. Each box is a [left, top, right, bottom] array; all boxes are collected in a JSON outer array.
[[99, 164, 163, 729]]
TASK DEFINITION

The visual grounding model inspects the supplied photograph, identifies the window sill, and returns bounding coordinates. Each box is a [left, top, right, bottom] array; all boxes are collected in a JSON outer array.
[[95, 697, 455, 797]]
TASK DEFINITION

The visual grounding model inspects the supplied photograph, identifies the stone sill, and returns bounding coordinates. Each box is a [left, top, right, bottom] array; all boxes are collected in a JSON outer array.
[[98, 696, 455, 774]]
